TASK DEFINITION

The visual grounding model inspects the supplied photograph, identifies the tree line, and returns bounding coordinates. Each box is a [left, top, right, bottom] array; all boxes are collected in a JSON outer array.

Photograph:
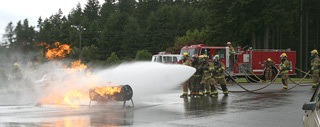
[[1, 0, 319, 74]]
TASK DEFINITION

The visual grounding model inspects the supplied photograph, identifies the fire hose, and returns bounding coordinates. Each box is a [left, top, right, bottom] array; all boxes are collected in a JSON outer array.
[[239, 64, 264, 83], [239, 64, 265, 83], [295, 68, 313, 77], [288, 70, 311, 86], [236, 65, 280, 92], [239, 64, 312, 87], [214, 68, 311, 94]]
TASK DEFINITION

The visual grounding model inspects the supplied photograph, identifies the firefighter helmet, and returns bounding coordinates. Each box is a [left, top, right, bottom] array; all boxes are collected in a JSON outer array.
[[280, 53, 287, 58], [227, 42, 231, 45], [214, 55, 219, 60], [267, 58, 272, 61], [13, 63, 19, 67], [199, 54, 208, 59], [183, 52, 189, 56], [311, 49, 318, 54]]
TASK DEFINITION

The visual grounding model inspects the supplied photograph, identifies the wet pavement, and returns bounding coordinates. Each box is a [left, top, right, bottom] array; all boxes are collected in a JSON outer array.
[[0, 83, 314, 127]]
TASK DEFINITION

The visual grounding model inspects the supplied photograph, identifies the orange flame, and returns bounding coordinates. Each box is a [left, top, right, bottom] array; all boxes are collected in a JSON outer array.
[[45, 42, 71, 60], [37, 42, 110, 108], [65, 60, 88, 73], [40, 92, 64, 105], [93, 86, 121, 97], [63, 90, 88, 109]]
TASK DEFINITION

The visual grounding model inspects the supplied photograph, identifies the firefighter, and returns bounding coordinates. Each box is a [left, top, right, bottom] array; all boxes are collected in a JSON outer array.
[[211, 55, 229, 96], [310, 49, 320, 90], [279, 53, 291, 90], [198, 54, 216, 96], [12, 63, 23, 80], [264, 58, 275, 82], [180, 52, 193, 98], [227, 42, 235, 55], [227, 42, 235, 70], [190, 54, 202, 98]]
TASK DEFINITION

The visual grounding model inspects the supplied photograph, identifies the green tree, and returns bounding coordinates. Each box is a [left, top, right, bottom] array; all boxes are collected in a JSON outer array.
[[106, 52, 121, 65], [100, 0, 116, 22], [135, 50, 152, 61], [83, 0, 101, 49], [168, 28, 210, 53], [118, 0, 137, 14], [81, 44, 99, 62], [120, 16, 144, 58], [13, 19, 36, 52], [2, 22, 14, 47]]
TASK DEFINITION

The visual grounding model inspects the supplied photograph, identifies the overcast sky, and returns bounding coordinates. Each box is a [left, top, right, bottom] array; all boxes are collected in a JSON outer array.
[[0, 0, 102, 40]]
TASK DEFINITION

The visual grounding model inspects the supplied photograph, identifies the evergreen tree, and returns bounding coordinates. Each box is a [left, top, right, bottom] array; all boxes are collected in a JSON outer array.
[[2, 22, 14, 47]]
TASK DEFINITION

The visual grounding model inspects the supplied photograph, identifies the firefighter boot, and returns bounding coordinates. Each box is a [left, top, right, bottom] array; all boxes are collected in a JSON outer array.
[[221, 84, 229, 96], [281, 79, 288, 90], [180, 92, 188, 98], [311, 83, 317, 90], [198, 84, 205, 97], [205, 84, 211, 96], [210, 85, 218, 97]]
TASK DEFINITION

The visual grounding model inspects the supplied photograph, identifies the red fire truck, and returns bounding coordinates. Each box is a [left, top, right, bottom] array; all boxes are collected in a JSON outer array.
[[180, 44, 296, 82]]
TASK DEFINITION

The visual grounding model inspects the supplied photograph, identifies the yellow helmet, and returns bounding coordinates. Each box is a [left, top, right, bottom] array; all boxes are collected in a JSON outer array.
[[14, 63, 19, 67], [183, 52, 188, 56], [311, 49, 318, 54], [214, 55, 219, 60], [199, 54, 208, 59], [280, 53, 287, 57]]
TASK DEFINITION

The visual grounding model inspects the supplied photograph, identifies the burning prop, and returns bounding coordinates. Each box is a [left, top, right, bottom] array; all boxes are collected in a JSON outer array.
[[37, 42, 134, 108], [89, 85, 134, 108]]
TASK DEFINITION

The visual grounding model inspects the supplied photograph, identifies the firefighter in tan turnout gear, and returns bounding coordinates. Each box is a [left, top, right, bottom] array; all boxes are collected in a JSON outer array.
[[264, 58, 275, 82], [190, 54, 202, 98], [279, 53, 291, 90], [310, 49, 320, 90], [180, 52, 193, 98], [198, 54, 216, 96], [211, 55, 229, 96]]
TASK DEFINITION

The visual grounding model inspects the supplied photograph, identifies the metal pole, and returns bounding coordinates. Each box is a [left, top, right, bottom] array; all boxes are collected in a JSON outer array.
[[299, 0, 303, 77], [79, 28, 82, 59]]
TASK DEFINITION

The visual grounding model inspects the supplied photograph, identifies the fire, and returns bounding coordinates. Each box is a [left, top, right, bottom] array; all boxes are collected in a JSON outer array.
[[38, 42, 124, 108], [38, 42, 94, 108], [44, 42, 71, 60], [93, 86, 121, 97], [65, 60, 88, 73], [63, 90, 88, 109]]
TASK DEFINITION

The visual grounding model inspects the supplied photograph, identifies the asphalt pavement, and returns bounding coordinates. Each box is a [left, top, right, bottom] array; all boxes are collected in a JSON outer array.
[[0, 82, 314, 127]]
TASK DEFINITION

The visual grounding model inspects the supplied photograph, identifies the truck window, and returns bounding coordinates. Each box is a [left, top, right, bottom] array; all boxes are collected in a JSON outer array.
[[159, 56, 162, 62], [216, 49, 225, 59], [201, 48, 211, 56], [168, 57, 173, 62], [173, 57, 178, 62], [164, 56, 172, 63], [180, 49, 188, 55], [163, 56, 167, 63]]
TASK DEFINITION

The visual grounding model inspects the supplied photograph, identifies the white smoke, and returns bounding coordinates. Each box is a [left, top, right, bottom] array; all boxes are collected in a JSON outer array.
[[95, 62, 196, 100], [0, 60, 195, 106]]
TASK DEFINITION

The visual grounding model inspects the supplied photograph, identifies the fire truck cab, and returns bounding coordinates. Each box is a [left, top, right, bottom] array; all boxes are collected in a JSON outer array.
[[180, 44, 296, 82], [151, 51, 182, 64]]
